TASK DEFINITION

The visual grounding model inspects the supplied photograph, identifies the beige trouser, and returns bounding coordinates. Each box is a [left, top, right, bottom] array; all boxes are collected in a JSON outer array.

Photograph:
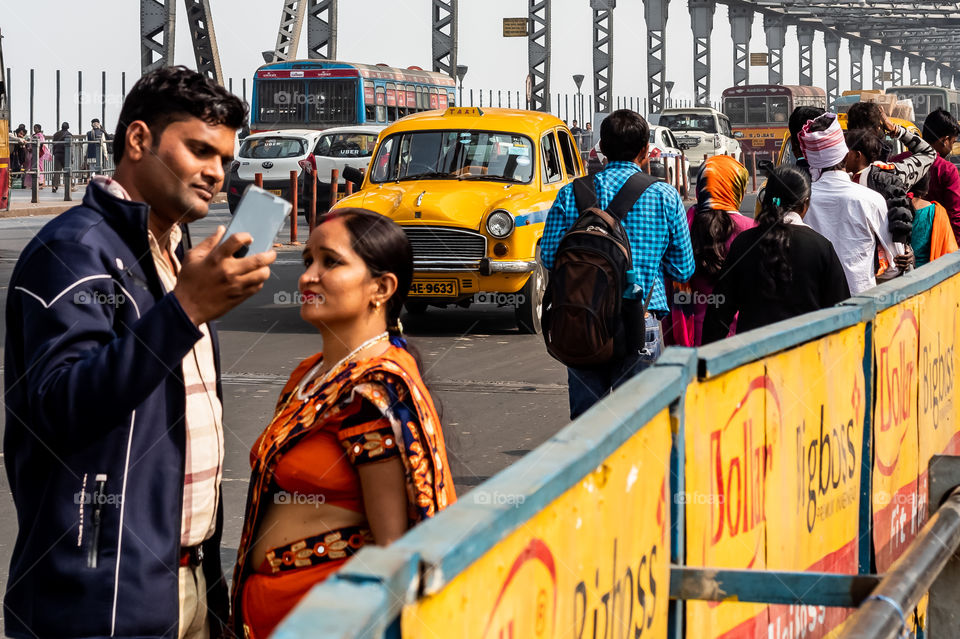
[[178, 564, 210, 639]]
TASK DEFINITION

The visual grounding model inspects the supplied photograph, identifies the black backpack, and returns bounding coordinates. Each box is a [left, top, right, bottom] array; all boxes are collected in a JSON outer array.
[[542, 172, 657, 368]]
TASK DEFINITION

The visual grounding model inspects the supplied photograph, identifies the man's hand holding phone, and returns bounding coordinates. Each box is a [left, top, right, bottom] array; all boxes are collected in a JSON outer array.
[[174, 226, 276, 326]]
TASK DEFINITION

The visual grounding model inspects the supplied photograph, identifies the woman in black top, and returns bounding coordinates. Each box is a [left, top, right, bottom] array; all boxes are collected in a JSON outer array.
[[702, 165, 851, 344]]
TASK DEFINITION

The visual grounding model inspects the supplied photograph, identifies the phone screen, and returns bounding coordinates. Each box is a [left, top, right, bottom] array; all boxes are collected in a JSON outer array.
[[222, 185, 292, 257]]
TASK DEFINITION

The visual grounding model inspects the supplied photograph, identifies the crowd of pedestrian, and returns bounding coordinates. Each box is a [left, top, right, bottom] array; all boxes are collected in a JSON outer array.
[[5, 63, 960, 639], [9, 118, 113, 188]]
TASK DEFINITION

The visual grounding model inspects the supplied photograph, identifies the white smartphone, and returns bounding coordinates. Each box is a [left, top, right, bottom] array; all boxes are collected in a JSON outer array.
[[221, 185, 292, 257]]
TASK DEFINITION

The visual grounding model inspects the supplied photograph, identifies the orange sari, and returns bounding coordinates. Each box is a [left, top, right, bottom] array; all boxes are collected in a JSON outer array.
[[231, 342, 456, 638]]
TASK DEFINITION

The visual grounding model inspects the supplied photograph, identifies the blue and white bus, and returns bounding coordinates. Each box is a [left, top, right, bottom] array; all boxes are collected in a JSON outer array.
[[251, 60, 457, 132]]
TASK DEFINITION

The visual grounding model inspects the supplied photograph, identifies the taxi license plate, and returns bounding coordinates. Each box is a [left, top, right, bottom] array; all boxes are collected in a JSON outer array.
[[410, 280, 458, 297], [268, 189, 282, 196]]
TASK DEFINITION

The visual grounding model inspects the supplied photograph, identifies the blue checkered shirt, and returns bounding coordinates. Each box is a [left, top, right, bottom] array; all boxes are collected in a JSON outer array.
[[540, 161, 695, 315]]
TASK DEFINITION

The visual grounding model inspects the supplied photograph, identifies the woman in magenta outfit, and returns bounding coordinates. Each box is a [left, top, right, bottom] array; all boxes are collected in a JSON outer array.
[[665, 155, 754, 346]]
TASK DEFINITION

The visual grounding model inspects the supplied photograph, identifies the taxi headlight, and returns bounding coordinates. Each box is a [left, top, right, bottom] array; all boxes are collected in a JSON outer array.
[[486, 210, 515, 239]]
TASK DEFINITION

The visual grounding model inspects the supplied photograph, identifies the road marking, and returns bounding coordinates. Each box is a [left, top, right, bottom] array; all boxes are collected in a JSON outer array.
[[222, 372, 566, 395]]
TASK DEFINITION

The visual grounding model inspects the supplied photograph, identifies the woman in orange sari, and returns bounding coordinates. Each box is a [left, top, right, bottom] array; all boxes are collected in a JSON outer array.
[[232, 209, 456, 639]]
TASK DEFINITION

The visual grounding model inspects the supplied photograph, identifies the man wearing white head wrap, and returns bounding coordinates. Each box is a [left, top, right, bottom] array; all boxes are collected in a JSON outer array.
[[800, 113, 904, 294]]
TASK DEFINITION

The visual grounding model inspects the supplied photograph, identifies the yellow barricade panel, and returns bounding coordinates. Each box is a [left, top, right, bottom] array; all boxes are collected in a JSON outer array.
[[685, 362, 769, 638], [401, 410, 672, 639], [764, 325, 866, 637], [872, 299, 921, 573]]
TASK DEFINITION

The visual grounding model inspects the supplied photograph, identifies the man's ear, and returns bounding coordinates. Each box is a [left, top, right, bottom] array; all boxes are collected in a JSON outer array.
[[123, 121, 153, 163]]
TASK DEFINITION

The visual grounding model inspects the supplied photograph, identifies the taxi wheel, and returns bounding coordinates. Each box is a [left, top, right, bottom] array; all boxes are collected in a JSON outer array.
[[515, 251, 546, 335], [404, 301, 428, 315]]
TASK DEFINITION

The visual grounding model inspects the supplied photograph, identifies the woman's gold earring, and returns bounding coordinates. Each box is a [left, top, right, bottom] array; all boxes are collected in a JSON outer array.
[[374, 301, 382, 309]]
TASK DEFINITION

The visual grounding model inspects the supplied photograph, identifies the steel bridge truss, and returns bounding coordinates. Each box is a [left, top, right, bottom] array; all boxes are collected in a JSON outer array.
[[528, 0, 551, 112], [432, 0, 457, 78], [591, 0, 614, 114]]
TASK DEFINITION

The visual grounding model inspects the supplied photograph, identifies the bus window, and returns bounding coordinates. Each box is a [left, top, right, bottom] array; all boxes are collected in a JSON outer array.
[[724, 98, 746, 125], [541, 132, 563, 183], [386, 82, 399, 122], [430, 88, 440, 110], [417, 86, 427, 111], [307, 79, 357, 127], [256, 80, 306, 127], [747, 97, 767, 124], [375, 87, 386, 123], [769, 97, 789, 123]]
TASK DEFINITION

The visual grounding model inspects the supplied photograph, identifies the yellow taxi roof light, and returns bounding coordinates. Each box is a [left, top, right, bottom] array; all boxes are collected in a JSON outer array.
[[445, 107, 484, 117]]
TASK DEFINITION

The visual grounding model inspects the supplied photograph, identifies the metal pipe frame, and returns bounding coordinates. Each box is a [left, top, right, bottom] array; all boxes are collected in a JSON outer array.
[[528, 0, 551, 112], [643, 0, 668, 113], [824, 31, 841, 105], [797, 23, 815, 86], [307, 0, 338, 60], [591, 0, 615, 114], [849, 40, 864, 90], [837, 488, 960, 638], [728, 5, 753, 87], [689, 0, 715, 107], [431, 0, 458, 77], [763, 13, 786, 85], [183, 0, 223, 85], [140, 0, 176, 76], [272, 1, 306, 63]]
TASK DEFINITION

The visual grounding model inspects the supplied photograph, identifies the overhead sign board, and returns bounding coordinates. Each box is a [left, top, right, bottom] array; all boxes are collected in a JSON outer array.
[[750, 53, 768, 66], [503, 18, 529, 37]]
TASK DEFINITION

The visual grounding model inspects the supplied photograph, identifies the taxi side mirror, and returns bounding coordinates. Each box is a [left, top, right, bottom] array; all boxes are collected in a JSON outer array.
[[342, 166, 365, 187]]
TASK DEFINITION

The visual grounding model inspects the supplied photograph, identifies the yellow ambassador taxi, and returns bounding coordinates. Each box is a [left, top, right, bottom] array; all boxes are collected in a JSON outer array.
[[335, 106, 585, 333]]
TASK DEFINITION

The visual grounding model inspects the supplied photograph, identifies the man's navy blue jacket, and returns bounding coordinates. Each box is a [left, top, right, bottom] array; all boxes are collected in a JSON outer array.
[[4, 182, 229, 638]]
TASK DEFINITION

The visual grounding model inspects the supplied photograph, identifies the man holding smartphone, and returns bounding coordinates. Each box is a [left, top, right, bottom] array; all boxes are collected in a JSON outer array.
[[4, 66, 274, 639]]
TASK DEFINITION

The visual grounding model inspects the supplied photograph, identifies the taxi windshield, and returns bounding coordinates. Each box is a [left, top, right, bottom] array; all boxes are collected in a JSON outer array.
[[369, 130, 535, 183]]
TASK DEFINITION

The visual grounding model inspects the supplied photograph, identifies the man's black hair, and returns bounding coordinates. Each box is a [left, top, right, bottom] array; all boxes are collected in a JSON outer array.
[[922, 108, 960, 144], [91, 118, 100, 124], [847, 102, 885, 133], [788, 106, 826, 140], [599, 109, 649, 162], [114, 65, 247, 163]]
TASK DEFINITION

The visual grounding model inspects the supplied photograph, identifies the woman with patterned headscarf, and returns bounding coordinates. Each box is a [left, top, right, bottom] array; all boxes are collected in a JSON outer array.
[[665, 154, 754, 346]]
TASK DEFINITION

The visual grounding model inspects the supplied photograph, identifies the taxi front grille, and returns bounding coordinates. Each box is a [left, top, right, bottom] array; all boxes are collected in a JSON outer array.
[[402, 227, 487, 271]]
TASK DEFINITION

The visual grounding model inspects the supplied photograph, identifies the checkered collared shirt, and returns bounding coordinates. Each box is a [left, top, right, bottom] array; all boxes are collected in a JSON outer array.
[[540, 161, 695, 315], [93, 176, 224, 547]]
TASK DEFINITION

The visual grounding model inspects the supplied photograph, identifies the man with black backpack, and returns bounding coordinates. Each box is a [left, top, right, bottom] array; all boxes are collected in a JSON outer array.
[[541, 109, 695, 420]]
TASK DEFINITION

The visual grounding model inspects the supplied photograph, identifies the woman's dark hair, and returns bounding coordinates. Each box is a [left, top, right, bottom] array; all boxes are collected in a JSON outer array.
[[32, 124, 41, 133], [845, 128, 884, 164], [847, 102, 884, 133], [912, 171, 931, 199], [690, 205, 735, 278], [756, 166, 811, 294], [599, 109, 649, 161], [114, 65, 247, 163]]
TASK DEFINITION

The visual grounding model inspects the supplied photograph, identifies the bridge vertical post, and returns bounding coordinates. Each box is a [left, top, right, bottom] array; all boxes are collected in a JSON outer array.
[[590, 0, 614, 115], [728, 5, 753, 87], [797, 23, 815, 86], [890, 51, 904, 87], [763, 14, 786, 85], [307, 0, 338, 59], [271, 1, 306, 62], [643, 0, 668, 114], [688, 0, 715, 107], [431, 0, 458, 77], [871, 47, 886, 90], [925, 61, 939, 87], [908, 57, 923, 86], [183, 0, 224, 85], [528, 0, 551, 112], [140, 0, 176, 76], [824, 31, 841, 106], [849, 40, 864, 90]]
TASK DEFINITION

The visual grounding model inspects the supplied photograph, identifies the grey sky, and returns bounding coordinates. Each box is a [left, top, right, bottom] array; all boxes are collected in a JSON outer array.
[[2, 0, 870, 132]]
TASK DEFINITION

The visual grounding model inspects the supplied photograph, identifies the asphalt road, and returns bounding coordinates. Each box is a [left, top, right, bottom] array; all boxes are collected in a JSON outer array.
[[0, 192, 759, 625], [0, 204, 571, 622]]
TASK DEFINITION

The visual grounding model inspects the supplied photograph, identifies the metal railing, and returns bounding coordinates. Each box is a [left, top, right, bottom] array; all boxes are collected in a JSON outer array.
[[9, 135, 115, 203]]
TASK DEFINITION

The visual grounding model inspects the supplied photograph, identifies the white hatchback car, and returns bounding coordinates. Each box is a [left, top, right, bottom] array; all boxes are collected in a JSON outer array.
[[227, 126, 383, 215], [654, 107, 742, 169]]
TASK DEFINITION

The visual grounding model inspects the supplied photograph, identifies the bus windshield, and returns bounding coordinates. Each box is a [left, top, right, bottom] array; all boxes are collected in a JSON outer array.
[[255, 78, 359, 129], [889, 89, 946, 121], [369, 130, 535, 184], [723, 96, 790, 125], [659, 114, 716, 133]]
